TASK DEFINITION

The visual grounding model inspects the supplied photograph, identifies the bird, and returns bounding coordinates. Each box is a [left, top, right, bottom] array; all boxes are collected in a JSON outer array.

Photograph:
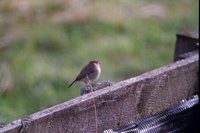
[[68, 60, 101, 88]]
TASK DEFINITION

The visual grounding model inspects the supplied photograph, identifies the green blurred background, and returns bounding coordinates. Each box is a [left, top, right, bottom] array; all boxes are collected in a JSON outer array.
[[0, 0, 199, 124]]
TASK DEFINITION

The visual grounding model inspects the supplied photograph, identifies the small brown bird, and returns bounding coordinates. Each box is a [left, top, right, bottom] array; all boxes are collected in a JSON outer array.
[[68, 60, 101, 88]]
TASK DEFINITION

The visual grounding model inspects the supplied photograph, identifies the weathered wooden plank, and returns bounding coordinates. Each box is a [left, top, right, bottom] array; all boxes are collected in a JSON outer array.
[[0, 54, 198, 133]]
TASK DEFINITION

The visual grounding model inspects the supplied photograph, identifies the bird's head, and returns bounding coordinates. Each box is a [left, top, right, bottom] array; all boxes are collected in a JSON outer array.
[[89, 60, 100, 65]]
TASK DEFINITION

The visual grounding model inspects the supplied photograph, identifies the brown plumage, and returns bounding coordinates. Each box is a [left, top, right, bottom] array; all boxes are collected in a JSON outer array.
[[68, 60, 101, 88]]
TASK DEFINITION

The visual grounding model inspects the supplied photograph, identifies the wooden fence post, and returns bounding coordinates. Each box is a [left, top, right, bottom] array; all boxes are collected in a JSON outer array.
[[174, 32, 199, 62]]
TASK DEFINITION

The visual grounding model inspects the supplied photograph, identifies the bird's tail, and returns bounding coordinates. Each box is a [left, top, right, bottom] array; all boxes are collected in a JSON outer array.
[[68, 80, 76, 88]]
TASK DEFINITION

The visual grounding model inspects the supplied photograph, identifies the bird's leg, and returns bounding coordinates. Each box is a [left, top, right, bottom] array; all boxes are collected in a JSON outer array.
[[86, 75, 92, 89]]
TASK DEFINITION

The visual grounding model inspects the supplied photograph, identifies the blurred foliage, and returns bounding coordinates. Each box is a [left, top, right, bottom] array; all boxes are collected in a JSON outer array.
[[0, 0, 199, 123]]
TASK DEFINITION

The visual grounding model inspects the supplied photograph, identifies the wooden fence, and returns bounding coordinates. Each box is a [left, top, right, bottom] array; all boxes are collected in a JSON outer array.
[[0, 32, 199, 133]]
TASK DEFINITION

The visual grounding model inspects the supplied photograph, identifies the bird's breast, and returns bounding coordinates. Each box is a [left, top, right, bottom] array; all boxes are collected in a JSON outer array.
[[89, 64, 101, 81]]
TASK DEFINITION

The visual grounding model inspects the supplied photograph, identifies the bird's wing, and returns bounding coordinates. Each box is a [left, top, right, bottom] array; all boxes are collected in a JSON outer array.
[[76, 64, 95, 80]]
